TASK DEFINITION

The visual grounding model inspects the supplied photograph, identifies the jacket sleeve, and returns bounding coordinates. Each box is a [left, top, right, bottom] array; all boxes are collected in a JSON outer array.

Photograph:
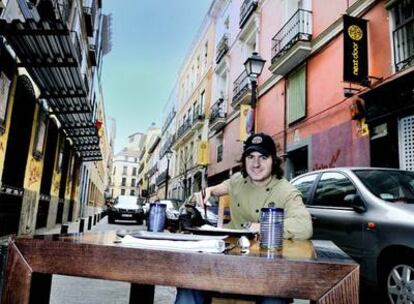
[[282, 190, 313, 240]]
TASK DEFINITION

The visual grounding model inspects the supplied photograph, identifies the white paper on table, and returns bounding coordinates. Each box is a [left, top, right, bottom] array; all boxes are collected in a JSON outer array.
[[198, 224, 259, 234], [121, 235, 226, 253]]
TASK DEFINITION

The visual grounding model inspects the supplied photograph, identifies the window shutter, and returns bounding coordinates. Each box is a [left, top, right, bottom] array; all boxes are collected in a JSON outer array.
[[287, 66, 306, 124]]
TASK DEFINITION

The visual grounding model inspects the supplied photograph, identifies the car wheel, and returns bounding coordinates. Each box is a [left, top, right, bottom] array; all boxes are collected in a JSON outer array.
[[381, 253, 414, 304], [108, 216, 115, 224]]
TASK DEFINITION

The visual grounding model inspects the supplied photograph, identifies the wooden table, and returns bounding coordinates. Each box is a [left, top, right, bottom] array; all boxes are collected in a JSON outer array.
[[1, 231, 359, 304]]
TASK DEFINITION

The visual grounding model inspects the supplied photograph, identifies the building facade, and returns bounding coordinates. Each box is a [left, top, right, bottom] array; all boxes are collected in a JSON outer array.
[[141, 0, 414, 206], [0, 0, 111, 238]]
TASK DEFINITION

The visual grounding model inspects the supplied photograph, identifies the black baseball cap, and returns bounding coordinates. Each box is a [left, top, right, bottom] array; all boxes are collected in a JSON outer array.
[[243, 133, 277, 157]]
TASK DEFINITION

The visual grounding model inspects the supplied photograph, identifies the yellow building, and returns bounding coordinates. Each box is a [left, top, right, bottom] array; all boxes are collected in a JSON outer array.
[[170, 9, 216, 200], [0, 0, 111, 238]]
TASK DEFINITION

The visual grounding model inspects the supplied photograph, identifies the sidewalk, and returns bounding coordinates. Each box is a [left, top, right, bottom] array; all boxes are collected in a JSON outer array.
[[35, 213, 103, 235]]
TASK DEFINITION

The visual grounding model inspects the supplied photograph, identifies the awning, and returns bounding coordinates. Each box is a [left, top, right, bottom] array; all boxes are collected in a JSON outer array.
[[0, 1, 101, 161], [359, 66, 414, 123]]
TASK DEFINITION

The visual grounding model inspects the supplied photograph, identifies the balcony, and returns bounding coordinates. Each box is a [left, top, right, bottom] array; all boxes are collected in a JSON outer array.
[[216, 34, 229, 64], [270, 9, 312, 76], [393, 18, 414, 71], [173, 118, 194, 146], [232, 70, 251, 109], [209, 98, 227, 131], [0, 0, 102, 161], [156, 170, 168, 186], [138, 162, 145, 174], [192, 107, 205, 130], [148, 164, 158, 178], [159, 135, 174, 158], [161, 109, 176, 133], [239, 0, 258, 29]]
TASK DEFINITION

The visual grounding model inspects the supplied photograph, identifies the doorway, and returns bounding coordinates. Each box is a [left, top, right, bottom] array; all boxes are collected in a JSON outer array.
[[0, 75, 36, 236]]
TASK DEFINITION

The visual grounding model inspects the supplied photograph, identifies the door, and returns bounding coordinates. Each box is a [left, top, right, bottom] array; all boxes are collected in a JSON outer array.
[[308, 172, 365, 262]]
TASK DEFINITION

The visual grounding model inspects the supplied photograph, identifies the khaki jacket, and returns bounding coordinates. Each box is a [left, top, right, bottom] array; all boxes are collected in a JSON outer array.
[[224, 173, 313, 240]]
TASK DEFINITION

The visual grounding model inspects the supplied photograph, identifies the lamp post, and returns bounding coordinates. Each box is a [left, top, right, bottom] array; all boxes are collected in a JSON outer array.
[[243, 52, 266, 134], [165, 149, 173, 199]]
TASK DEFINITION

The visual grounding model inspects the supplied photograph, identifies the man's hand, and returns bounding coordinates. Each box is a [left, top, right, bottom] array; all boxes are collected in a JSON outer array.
[[195, 188, 212, 208]]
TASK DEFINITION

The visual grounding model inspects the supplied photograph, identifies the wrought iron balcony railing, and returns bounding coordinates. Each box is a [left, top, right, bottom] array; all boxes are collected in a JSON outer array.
[[161, 109, 176, 133], [209, 98, 227, 130], [156, 170, 168, 186], [239, 0, 258, 28], [271, 9, 312, 64], [148, 164, 158, 177], [216, 34, 229, 64], [393, 17, 414, 71], [209, 98, 227, 127], [176, 118, 192, 140], [159, 135, 174, 158], [232, 70, 250, 108]]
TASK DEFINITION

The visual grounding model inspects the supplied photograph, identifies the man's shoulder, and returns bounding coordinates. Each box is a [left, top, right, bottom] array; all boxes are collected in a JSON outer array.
[[227, 172, 244, 187]]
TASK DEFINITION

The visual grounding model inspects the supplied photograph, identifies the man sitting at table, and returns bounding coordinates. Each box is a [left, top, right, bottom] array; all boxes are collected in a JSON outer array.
[[175, 132, 313, 304]]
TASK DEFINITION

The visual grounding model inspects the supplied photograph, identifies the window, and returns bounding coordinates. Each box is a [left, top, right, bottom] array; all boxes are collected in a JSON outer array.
[[121, 189, 125, 195], [200, 91, 205, 115], [216, 136, 224, 163], [130, 190, 135, 196], [314, 172, 357, 208], [291, 174, 317, 204], [287, 66, 306, 124], [389, 0, 414, 70], [131, 178, 136, 187], [123, 166, 127, 175], [132, 167, 137, 176], [121, 178, 126, 186]]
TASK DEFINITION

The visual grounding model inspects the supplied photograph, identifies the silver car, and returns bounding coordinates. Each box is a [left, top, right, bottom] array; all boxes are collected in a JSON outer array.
[[291, 167, 414, 304]]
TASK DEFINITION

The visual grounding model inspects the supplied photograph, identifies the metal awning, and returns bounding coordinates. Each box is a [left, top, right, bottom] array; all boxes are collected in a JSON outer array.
[[0, 1, 101, 162]]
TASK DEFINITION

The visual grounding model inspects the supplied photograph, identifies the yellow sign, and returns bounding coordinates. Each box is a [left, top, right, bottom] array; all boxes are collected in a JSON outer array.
[[357, 118, 369, 137], [240, 104, 251, 141], [197, 140, 209, 165]]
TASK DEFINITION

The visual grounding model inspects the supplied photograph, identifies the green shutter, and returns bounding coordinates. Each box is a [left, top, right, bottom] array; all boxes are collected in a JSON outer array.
[[287, 66, 306, 124]]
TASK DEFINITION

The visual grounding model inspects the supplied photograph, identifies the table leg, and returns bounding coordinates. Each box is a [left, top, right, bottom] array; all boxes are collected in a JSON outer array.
[[316, 267, 359, 304], [1, 242, 32, 304], [29, 273, 52, 304], [129, 283, 155, 304]]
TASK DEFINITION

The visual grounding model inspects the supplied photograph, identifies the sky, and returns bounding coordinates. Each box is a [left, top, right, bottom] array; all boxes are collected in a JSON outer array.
[[102, 0, 213, 153]]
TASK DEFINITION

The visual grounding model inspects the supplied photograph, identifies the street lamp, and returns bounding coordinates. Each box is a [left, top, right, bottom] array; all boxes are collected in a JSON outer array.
[[244, 52, 266, 134], [165, 149, 173, 199]]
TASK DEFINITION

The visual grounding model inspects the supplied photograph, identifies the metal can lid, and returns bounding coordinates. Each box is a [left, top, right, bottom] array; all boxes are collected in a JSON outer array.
[[260, 207, 284, 212]]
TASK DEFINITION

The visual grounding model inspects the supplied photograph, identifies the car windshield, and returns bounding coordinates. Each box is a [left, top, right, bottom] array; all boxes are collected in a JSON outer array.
[[353, 169, 414, 203], [115, 196, 140, 208]]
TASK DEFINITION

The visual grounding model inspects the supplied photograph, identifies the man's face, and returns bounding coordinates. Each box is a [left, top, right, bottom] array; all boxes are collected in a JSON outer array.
[[245, 151, 272, 183]]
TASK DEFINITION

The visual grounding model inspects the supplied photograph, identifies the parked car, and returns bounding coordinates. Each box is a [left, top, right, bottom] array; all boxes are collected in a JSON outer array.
[[107, 195, 145, 225], [291, 167, 414, 303]]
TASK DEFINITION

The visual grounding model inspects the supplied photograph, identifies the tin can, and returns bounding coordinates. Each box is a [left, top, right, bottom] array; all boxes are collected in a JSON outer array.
[[259, 207, 284, 250], [147, 203, 166, 232]]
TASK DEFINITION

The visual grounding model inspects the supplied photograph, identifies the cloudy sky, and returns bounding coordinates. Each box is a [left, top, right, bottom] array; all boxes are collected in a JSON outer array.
[[102, 0, 213, 153]]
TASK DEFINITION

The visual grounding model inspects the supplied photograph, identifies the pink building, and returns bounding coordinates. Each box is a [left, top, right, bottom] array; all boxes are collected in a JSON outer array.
[[208, 0, 414, 182]]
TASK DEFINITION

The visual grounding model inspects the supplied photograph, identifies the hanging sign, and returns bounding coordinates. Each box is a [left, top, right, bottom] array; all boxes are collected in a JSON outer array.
[[343, 15, 368, 83], [240, 104, 252, 141], [197, 140, 209, 165]]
